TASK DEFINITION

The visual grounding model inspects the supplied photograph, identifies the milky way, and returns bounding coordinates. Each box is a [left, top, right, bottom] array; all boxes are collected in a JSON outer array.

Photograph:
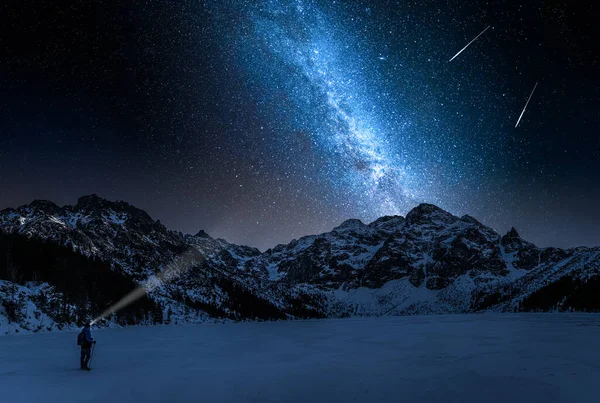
[[224, 0, 416, 217], [208, 0, 487, 221], [1, 0, 598, 250]]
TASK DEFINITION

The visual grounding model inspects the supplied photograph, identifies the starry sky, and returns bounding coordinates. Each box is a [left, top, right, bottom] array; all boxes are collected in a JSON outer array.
[[0, 0, 598, 250]]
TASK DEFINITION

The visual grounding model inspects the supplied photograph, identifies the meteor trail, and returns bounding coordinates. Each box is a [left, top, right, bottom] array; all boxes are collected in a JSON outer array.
[[515, 81, 539, 128], [449, 25, 491, 62]]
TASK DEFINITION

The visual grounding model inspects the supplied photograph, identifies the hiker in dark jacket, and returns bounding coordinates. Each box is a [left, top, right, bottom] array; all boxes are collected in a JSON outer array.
[[80, 322, 96, 370]]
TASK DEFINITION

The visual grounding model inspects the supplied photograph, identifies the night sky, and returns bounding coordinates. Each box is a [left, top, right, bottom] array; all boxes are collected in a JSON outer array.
[[1, 0, 598, 251]]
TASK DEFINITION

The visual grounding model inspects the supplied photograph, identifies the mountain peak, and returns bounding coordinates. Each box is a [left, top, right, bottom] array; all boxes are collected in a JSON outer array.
[[27, 199, 62, 215], [505, 227, 520, 239], [460, 214, 481, 225], [74, 194, 158, 228], [332, 218, 366, 232], [501, 226, 538, 249], [194, 230, 212, 239], [76, 194, 110, 209], [405, 203, 456, 225], [501, 227, 527, 248]]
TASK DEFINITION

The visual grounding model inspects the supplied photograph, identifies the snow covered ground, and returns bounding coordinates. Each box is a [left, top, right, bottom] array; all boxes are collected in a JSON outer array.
[[1, 314, 599, 403]]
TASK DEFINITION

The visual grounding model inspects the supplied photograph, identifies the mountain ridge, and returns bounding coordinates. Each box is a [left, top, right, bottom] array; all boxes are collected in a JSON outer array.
[[1, 194, 599, 333]]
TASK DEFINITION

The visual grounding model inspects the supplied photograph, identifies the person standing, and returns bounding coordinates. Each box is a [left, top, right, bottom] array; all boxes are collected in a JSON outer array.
[[79, 322, 96, 370]]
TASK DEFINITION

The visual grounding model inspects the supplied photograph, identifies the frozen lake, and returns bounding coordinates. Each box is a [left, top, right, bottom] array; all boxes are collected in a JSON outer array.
[[1, 314, 599, 403]]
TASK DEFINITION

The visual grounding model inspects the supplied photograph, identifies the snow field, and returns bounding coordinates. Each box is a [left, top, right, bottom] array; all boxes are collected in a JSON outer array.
[[1, 313, 599, 403]]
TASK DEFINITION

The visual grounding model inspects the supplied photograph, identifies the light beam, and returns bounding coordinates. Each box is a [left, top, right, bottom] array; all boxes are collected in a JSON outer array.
[[90, 248, 205, 325]]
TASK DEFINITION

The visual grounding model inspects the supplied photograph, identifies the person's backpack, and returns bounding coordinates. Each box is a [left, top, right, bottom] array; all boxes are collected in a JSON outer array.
[[77, 331, 85, 346]]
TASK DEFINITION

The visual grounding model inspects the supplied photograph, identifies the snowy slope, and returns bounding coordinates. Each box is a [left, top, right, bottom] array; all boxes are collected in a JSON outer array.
[[251, 216, 404, 287], [1, 314, 599, 403], [0, 280, 67, 334]]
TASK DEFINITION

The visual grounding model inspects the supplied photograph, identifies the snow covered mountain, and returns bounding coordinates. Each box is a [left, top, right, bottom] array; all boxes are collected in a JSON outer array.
[[0, 195, 289, 331], [1, 195, 599, 333], [0, 195, 185, 280]]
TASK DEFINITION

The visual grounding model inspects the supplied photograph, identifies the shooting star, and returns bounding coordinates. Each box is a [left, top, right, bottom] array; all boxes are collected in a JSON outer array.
[[515, 81, 539, 128], [449, 25, 491, 62]]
